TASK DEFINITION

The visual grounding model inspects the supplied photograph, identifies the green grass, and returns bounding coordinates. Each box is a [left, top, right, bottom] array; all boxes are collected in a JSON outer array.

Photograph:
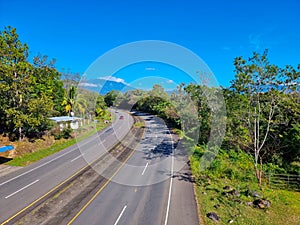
[[134, 121, 145, 128], [6, 139, 78, 166], [191, 147, 300, 225], [5, 120, 111, 167]]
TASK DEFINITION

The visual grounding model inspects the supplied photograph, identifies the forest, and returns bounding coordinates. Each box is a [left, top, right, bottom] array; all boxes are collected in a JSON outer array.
[[104, 50, 300, 180], [1, 26, 299, 180], [0, 27, 107, 143]]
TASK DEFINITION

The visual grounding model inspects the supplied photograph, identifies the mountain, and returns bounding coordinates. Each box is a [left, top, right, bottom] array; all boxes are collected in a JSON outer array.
[[78, 79, 134, 95]]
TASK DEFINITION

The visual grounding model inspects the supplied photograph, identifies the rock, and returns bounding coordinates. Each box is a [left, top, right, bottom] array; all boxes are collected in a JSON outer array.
[[262, 199, 271, 208], [202, 191, 207, 195], [228, 219, 234, 223], [223, 185, 232, 190], [244, 189, 262, 198], [253, 199, 271, 209], [246, 201, 254, 207], [234, 199, 242, 204], [228, 189, 240, 197], [252, 191, 261, 198], [221, 191, 229, 197], [207, 212, 221, 222]]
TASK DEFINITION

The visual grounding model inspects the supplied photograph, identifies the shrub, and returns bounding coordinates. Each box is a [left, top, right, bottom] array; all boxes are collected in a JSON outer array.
[[53, 128, 72, 140]]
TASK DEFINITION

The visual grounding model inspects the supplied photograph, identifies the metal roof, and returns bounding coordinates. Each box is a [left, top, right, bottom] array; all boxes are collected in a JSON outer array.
[[49, 116, 82, 122]]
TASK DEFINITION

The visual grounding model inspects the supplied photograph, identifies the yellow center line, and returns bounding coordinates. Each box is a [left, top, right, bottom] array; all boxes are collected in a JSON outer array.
[[0, 151, 104, 225], [67, 127, 145, 225], [1, 117, 143, 225]]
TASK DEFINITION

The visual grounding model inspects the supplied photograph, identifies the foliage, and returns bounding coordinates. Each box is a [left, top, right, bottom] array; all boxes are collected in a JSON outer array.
[[191, 147, 300, 225], [192, 146, 256, 182], [1, 25, 299, 187], [5, 116, 112, 167], [53, 128, 72, 140], [0, 26, 65, 140], [227, 50, 300, 182], [61, 86, 77, 116], [104, 90, 120, 107], [184, 84, 212, 144]]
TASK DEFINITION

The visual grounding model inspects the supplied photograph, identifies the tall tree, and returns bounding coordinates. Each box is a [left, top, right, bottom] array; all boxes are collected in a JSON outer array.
[[0, 26, 65, 140], [230, 50, 299, 184], [0, 26, 33, 140], [184, 84, 212, 144], [104, 90, 120, 107], [32, 54, 65, 115], [62, 86, 77, 116]]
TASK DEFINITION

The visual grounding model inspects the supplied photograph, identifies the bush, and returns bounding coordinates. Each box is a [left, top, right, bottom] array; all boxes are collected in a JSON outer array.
[[191, 146, 256, 183], [54, 128, 72, 140]]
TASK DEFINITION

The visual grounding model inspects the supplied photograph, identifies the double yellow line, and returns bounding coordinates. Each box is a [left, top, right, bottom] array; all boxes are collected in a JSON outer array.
[[68, 121, 146, 224], [67, 142, 138, 224], [1, 156, 94, 225], [1, 119, 144, 225]]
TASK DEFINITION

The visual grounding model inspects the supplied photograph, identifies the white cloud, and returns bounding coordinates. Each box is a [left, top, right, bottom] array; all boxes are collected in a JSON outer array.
[[98, 76, 127, 84], [166, 79, 173, 84], [145, 67, 156, 71], [78, 82, 98, 87]]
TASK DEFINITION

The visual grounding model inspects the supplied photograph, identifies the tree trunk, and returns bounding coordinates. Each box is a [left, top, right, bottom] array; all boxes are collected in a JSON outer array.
[[19, 127, 22, 141], [254, 157, 263, 185], [259, 157, 263, 185]]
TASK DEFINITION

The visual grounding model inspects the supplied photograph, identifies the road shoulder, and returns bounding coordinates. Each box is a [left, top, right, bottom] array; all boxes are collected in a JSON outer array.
[[168, 136, 200, 225], [0, 165, 22, 178]]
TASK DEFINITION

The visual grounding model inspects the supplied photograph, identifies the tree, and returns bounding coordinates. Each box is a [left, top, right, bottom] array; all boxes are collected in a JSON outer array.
[[0, 26, 31, 140], [222, 88, 252, 151], [32, 54, 65, 115], [184, 84, 212, 144], [62, 86, 77, 116], [0, 26, 64, 140], [117, 89, 145, 110], [73, 93, 87, 118], [104, 90, 119, 107], [230, 50, 299, 184], [61, 69, 80, 94], [149, 84, 169, 100]]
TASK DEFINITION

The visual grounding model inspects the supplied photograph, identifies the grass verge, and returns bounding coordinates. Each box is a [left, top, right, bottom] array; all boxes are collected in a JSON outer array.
[[191, 146, 300, 225], [134, 121, 145, 128], [5, 120, 112, 167]]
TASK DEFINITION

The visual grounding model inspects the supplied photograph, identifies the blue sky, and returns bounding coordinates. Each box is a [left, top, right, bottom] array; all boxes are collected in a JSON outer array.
[[0, 0, 299, 88]]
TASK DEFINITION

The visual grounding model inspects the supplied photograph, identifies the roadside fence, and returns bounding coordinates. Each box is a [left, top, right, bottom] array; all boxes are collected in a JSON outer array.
[[266, 173, 300, 191]]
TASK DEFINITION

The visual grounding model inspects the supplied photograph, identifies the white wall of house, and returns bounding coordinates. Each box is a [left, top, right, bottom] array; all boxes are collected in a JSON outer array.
[[49, 116, 82, 131]]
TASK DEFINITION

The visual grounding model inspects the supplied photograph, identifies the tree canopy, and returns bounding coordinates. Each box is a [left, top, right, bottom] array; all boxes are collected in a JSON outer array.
[[0, 26, 65, 140]]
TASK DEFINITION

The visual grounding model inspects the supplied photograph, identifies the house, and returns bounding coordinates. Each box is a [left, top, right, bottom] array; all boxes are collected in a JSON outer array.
[[49, 116, 83, 130]]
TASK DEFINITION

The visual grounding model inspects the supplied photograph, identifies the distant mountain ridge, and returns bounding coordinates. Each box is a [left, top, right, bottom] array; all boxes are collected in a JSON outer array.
[[79, 78, 178, 95], [79, 79, 134, 95]]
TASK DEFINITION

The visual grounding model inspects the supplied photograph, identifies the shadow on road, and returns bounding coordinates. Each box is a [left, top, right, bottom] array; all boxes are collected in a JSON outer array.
[[172, 170, 195, 183]]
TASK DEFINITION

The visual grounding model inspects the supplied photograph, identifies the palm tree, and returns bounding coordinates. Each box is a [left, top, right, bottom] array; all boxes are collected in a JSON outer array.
[[74, 93, 87, 118], [62, 86, 76, 116]]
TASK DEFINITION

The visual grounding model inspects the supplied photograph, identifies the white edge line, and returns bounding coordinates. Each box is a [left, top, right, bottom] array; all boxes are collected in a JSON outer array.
[[5, 179, 39, 199], [71, 154, 84, 162], [113, 205, 127, 225], [0, 121, 120, 187], [164, 139, 174, 225], [0, 148, 76, 186], [141, 162, 149, 176]]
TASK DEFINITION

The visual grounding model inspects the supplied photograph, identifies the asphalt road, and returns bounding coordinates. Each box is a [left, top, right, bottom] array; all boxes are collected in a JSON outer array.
[[0, 110, 133, 223], [0, 111, 199, 225], [68, 113, 199, 225]]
